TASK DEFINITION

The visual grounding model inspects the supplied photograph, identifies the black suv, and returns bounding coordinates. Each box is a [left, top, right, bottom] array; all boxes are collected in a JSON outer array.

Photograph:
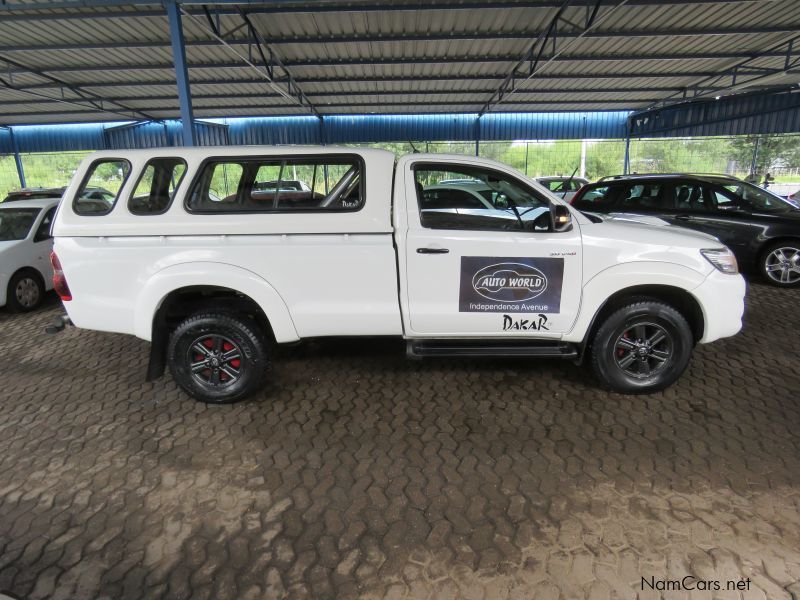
[[571, 174, 800, 287]]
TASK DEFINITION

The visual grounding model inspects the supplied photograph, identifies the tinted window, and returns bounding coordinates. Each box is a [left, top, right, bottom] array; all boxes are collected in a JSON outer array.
[[618, 183, 666, 210], [74, 159, 131, 216], [129, 158, 187, 215], [572, 185, 617, 209], [415, 165, 551, 231], [714, 180, 795, 213], [0, 208, 38, 241], [187, 156, 363, 212], [671, 183, 709, 211]]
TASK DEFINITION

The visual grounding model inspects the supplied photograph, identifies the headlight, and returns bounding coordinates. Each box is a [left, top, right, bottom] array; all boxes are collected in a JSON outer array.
[[701, 248, 738, 274]]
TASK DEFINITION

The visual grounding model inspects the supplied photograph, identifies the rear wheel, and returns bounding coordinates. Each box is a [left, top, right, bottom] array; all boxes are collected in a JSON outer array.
[[7, 269, 44, 313], [167, 311, 270, 403], [590, 301, 693, 394], [760, 241, 800, 287]]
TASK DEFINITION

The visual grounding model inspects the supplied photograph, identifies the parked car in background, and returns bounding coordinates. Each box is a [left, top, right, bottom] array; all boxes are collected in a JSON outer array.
[[0, 198, 59, 311], [536, 176, 590, 201], [2, 186, 66, 203], [571, 173, 800, 287]]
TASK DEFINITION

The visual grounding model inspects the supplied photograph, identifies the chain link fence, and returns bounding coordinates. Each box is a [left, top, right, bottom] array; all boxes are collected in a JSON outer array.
[[0, 151, 90, 201]]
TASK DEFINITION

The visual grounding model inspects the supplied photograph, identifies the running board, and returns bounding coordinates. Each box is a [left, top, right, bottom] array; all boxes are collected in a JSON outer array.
[[406, 339, 578, 359]]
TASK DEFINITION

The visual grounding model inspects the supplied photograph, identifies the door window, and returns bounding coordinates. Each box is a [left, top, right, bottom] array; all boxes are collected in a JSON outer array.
[[617, 183, 666, 211], [671, 183, 709, 211], [572, 185, 617, 210], [414, 165, 551, 231]]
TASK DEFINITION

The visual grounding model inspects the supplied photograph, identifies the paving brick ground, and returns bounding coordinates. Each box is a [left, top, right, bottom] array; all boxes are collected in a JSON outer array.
[[0, 283, 798, 599]]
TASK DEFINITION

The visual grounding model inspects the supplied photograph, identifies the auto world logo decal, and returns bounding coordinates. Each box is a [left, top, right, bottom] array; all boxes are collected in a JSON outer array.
[[472, 263, 548, 303], [459, 256, 564, 313]]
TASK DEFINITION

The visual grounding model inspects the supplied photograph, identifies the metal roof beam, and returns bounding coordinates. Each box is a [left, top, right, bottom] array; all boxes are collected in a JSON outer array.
[[17, 71, 743, 91], [7, 98, 647, 118], [178, 5, 319, 117], [0, 87, 679, 107], [645, 32, 800, 108], [0, 0, 766, 21], [3, 25, 798, 53], [2, 52, 794, 76], [0, 54, 159, 121]]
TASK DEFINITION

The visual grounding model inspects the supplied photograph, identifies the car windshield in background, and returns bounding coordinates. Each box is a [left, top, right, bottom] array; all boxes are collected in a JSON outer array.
[[713, 179, 796, 213], [0, 208, 39, 241]]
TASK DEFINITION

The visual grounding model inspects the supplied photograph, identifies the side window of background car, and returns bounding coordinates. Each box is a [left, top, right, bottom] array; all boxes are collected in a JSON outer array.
[[711, 187, 742, 211], [573, 185, 617, 209], [415, 165, 551, 232], [619, 183, 666, 210], [672, 183, 709, 212], [33, 207, 57, 242]]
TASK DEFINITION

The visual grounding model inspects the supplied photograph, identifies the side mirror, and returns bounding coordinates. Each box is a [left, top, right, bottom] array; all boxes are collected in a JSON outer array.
[[552, 204, 573, 232]]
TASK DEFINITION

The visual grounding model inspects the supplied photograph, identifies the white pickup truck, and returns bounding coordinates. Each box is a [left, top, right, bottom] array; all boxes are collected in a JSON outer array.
[[50, 147, 745, 403]]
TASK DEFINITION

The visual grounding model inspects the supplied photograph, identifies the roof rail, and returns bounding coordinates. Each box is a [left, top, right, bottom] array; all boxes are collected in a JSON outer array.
[[597, 172, 741, 182]]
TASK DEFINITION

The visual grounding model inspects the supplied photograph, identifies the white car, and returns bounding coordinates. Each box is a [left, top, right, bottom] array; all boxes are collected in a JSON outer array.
[[0, 198, 59, 312], [536, 176, 590, 202], [51, 147, 745, 402]]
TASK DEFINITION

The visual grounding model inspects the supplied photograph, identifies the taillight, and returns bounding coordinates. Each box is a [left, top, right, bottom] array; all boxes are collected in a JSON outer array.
[[50, 251, 72, 301]]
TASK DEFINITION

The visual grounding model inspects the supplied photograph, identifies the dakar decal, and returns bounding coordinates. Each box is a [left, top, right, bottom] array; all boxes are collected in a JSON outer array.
[[459, 256, 564, 313]]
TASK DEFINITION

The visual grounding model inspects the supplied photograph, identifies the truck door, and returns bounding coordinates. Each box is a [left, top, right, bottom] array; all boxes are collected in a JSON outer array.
[[398, 159, 583, 337]]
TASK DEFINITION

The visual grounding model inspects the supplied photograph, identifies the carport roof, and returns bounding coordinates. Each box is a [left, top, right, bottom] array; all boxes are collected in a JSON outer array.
[[0, 0, 799, 125]]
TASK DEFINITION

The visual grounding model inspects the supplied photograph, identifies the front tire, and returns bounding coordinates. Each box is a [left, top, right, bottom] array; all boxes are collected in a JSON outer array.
[[7, 269, 45, 313], [167, 311, 270, 404], [590, 301, 693, 394], [760, 241, 800, 287]]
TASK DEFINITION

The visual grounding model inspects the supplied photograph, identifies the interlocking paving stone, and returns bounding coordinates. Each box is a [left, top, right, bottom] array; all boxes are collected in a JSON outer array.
[[0, 284, 798, 599]]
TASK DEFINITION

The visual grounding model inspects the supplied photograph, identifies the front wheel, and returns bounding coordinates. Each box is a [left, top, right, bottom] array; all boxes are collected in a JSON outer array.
[[590, 301, 693, 394], [167, 311, 270, 403], [760, 241, 800, 287]]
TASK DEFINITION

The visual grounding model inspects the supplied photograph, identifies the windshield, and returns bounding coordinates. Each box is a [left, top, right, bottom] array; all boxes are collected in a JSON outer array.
[[714, 179, 796, 212], [0, 208, 39, 241]]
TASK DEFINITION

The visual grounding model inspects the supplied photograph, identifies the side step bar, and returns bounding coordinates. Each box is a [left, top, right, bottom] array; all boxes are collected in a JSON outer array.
[[407, 339, 578, 359]]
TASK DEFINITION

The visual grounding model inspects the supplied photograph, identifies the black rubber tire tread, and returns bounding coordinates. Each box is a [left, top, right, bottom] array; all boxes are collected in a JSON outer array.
[[759, 240, 800, 287], [167, 311, 270, 404], [590, 300, 693, 394], [6, 268, 45, 313]]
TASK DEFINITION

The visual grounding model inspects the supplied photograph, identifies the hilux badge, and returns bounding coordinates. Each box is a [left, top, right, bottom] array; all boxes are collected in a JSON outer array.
[[472, 262, 548, 302]]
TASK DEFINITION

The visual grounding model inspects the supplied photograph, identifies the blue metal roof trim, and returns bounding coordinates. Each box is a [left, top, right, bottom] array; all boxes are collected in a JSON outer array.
[[629, 90, 800, 138], [227, 116, 321, 146], [480, 112, 629, 140], [324, 114, 479, 143], [3, 123, 108, 153]]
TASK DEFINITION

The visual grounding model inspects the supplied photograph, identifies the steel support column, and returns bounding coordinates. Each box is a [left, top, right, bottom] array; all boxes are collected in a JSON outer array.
[[623, 134, 631, 174], [165, 0, 195, 146], [474, 117, 481, 156], [9, 127, 26, 188]]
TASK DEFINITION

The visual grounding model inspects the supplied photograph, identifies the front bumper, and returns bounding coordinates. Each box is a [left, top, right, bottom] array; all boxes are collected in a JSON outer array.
[[693, 270, 746, 343]]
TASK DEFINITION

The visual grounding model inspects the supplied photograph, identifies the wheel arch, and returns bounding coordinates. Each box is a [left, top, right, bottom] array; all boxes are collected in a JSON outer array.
[[136, 262, 299, 380]]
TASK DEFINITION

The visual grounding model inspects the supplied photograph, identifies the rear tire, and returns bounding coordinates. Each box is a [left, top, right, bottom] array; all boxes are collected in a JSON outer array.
[[590, 301, 693, 394], [167, 311, 270, 404], [759, 241, 800, 287], [7, 269, 45, 313]]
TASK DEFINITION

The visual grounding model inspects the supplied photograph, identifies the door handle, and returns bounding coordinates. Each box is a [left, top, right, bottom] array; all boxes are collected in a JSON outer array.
[[417, 247, 449, 254], [674, 214, 692, 221]]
